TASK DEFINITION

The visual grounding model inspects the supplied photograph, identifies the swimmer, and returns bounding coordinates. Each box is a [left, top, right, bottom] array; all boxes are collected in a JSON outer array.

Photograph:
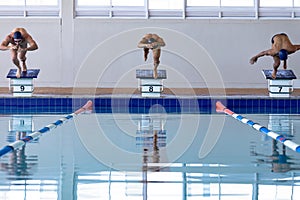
[[0, 28, 38, 78], [250, 33, 300, 79], [138, 33, 165, 79]]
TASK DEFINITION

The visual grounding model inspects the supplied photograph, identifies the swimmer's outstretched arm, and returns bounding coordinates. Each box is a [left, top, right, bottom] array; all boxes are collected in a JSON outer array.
[[294, 44, 300, 52], [250, 49, 274, 64]]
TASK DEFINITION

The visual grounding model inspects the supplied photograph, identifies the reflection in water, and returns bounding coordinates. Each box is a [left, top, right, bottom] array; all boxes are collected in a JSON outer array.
[[1, 116, 38, 178], [0, 132, 37, 178], [137, 115, 167, 200], [0, 115, 58, 200], [137, 115, 167, 172], [251, 140, 295, 173], [0, 114, 300, 199], [251, 114, 300, 173]]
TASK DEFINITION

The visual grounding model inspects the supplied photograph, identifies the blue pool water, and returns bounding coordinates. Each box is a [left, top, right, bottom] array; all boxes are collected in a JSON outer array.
[[0, 110, 299, 199]]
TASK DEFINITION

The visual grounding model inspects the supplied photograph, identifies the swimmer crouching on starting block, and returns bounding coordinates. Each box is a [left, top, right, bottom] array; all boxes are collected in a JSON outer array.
[[0, 28, 38, 78], [250, 33, 300, 79], [138, 33, 165, 79]]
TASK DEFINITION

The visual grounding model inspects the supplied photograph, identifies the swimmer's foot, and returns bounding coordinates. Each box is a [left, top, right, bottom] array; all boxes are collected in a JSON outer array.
[[22, 63, 27, 73], [153, 69, 158, 79], [272, 71, 277, 79], [16, 69, 21, 78]]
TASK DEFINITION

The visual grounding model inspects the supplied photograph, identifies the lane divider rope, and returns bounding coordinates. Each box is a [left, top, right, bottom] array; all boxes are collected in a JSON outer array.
[[0, 100, 93, 157], [216, 101, 300, 153]]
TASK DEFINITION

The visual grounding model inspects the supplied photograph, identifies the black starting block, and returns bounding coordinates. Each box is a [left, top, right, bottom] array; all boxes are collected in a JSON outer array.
[[7, 69, 40, 97], [262, 69, 297, 97], [136, 69, 167, 97]]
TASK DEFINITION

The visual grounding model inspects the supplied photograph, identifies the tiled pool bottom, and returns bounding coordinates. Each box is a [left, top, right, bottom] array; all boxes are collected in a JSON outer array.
[[0, 97, 300, 114]]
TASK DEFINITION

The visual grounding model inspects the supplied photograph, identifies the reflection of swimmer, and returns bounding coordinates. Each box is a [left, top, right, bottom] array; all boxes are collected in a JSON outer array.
[[137, 33, 165, 79], [251, 140, 300, 173], [0, 28, 38, 78], [249, 33, 300, 79], [142, 130, 161, 172]]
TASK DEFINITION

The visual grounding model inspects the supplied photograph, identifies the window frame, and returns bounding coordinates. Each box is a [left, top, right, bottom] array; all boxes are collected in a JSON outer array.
[[74, 0, 300, 19], [0, 0, 60, 17]]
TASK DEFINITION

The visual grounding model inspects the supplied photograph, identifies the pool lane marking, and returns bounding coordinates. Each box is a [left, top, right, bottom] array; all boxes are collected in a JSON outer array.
[[216, 101, 300, 153], [0, 100, 93, 158]]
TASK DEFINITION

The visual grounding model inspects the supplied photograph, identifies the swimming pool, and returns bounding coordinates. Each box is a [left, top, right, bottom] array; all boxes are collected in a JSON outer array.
[[0, 102, 299, 199]]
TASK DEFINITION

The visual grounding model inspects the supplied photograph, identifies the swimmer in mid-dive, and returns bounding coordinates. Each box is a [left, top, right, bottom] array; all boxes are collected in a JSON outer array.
[[138, 33, 165, 79], [0, 28, 38, 78], [250, 33, 300, 79]]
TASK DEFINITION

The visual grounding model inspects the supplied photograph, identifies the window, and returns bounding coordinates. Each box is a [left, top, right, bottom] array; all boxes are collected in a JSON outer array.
[[260, 0, 293, 7], [26, 0, 59, 6], [1, 0, 299, 18], [221, 0, 254, 7], [0, 0, 60, 17], [187, 0, 219, 7], [149, 0, 183, 9], [76, 0, 143, 7], [187, 0, 254, 7]]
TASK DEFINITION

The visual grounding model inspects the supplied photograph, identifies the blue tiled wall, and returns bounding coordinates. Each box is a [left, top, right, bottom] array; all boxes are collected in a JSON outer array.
[[0, 97, 299, 114]]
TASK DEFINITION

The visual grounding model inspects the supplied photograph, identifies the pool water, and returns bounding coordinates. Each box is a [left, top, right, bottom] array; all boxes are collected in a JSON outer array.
[[0, 113, 299, 199]]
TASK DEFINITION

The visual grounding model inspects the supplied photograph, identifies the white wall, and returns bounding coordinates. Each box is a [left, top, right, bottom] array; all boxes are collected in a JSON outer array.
[[0, 14, 299, 89]]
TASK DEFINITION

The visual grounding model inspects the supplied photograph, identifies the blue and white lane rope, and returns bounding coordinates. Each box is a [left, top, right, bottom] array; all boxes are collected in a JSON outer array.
[[0, 100, 93, 157], [216, 101, 300, 153]]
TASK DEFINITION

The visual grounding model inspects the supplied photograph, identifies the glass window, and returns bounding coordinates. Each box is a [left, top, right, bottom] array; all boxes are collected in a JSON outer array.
[[221, 0, 254, 7], [149, 0, 183, 9], [295, 0, 300, 7], [26, 0, 59, 6], [112, 0, 144, 6], [74, 0, 300, 18], [260, 0, 293, 7], [187, 0, 219, 7], [0, 0, 60, 17], [76, 0, 143, 6], [0, 0, 24, 6], [77, 0, 110, 6], [187, 0, 254, 7]]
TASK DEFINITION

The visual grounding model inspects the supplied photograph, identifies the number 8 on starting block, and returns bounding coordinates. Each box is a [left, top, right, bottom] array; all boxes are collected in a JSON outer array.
[[136, 69, 167, 97]]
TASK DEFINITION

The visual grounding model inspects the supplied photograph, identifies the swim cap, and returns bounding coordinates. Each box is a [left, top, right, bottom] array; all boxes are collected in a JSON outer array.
[[147, 38, 156, 44], [278, 49, 288, 60], [13, 31, 22, 39]]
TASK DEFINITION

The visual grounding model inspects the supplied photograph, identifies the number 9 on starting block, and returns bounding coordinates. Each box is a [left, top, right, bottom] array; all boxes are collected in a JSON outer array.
[[7, 69, 40, 97]]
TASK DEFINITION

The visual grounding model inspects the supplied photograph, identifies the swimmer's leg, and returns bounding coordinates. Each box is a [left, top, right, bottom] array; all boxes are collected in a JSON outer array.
[[11, 50, 21, 78], [144, 48, 149, 61], [272, 57, 280, 79], [18, 51, 27, 72], [283, 59, 287, 70], [153, 49, 161, 79]]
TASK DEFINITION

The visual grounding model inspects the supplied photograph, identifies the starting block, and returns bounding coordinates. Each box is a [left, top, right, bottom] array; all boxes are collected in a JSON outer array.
[[136, 69, 167, 97], [262, 69, 297, 97], [7, 69, 40, 97]]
